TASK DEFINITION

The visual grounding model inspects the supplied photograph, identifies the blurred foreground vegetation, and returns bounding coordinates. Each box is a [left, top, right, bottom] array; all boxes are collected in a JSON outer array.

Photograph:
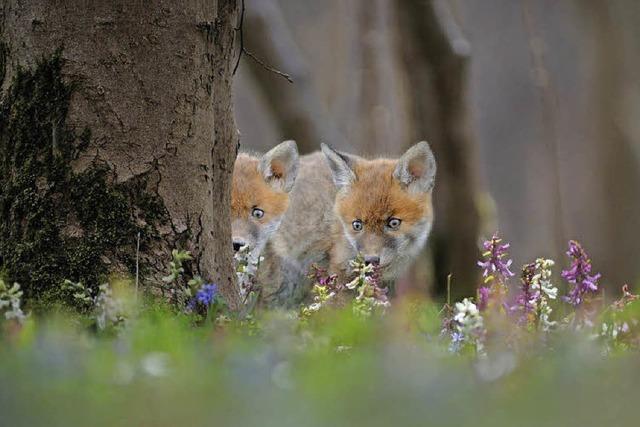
[[1, 236, 639, 426], [1, 296, 639, 426]]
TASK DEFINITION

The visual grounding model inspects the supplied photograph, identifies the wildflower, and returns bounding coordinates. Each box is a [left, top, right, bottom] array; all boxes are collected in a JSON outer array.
[[449, 298, 485, 354], [532, 259, 558, 300], [0, 279, 26, 324], [612, 284, 638, 310], [530, 258, 558, 331], [510, 263, 538, 325], [509, 259, 558, 330], [477, 233, 515, 284], [345, 259, 375, 290], [307, 302, 322, 312], [195, 283, 218, 306], [476, 233, 514, 313], [234, 244, 263, 301], [453, 299, 484, 340], [308, 264, 338, 290], [561, 240, 601, 306], [347, 257, 389, 317], [162, 249, 192, 283], [448, 331, 464, 353], [477, 287, 490, 311], [94, 283, 126, 330], [300, 265, 340, 318]]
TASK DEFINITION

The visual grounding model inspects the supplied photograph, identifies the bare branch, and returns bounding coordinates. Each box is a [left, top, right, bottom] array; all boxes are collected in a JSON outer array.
[[233, 0, 293, 84], [242, 48, 293, 83]]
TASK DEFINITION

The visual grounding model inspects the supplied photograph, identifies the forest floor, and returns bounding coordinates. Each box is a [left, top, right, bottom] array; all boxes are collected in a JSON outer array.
[[1, 236, 639, 426], [0, 299, 637, 426]]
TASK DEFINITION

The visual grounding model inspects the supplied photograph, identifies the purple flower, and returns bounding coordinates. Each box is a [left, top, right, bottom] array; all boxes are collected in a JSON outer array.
[[477, 287, 490, 311], [196, 283, 218, 306], [509, 263, 539, 324], [561, 240, 600, 306], [477, 233, 515, 282], [308, 264, 339, 290]]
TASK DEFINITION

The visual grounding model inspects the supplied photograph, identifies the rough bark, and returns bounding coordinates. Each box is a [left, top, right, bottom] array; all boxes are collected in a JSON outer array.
[[394, 0, 481, 299], [0, 0, 240, 308]]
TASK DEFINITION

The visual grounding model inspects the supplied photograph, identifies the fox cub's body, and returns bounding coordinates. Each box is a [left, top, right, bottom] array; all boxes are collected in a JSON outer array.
[[262, 142, 436, 306]]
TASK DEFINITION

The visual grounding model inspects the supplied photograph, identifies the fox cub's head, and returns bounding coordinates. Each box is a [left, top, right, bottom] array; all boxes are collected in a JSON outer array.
[[322, 142, 436, 279], [231, 140, 299, 259]]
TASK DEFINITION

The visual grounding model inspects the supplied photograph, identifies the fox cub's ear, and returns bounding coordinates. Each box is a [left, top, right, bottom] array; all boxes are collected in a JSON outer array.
[[393, 141, 436, 193], [259, 140, 299, 192], [321, 143, 356, 191]]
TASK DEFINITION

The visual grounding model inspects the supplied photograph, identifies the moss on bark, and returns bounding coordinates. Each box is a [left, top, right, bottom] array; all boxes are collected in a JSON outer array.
[[0, 51, 168, 310]]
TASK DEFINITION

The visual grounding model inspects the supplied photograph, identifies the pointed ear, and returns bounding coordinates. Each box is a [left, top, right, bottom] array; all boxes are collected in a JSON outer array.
[[258, 140, 299, 192], [393, 141, 436, 193], [321, 143, 356, 190]]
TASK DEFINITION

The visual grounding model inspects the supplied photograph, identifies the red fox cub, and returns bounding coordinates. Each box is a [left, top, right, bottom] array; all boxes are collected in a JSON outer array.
[[230, 140, 299, 265], [263, 141, 436, 305]]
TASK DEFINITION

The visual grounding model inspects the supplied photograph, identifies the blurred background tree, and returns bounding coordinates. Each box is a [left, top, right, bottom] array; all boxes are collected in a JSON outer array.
[[233, 0, 640, 298]]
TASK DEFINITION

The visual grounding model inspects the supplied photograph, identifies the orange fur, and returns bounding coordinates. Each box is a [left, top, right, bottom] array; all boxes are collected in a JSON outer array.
[[336, 159, 431, 233], [231, 154, 289, 221]]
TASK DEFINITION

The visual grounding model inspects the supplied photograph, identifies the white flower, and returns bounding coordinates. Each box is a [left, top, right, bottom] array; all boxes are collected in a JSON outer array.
[[345, 278, 359, 290], [454, 298, 483, 332], [449, 298, 484, 353], [531, 258, 558, 300], [308, 303, 322, 312], [454, 299, 479, 323]]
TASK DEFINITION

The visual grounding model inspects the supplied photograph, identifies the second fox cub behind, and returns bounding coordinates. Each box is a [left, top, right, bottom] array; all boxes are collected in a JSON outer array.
[[260, 141, 436, 306]]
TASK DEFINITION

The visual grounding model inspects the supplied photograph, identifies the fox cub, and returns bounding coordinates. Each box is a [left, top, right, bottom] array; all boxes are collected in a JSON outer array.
[[230, 140, 299, 265], [263, 141, 436, 305]]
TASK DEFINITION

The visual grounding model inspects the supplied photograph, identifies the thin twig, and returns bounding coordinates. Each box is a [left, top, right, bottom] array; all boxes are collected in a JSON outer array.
[[231, 0, 293, 83], [232, 0, 246, 76], [243, 48, 293, 83], [447, 274, 452, 306]]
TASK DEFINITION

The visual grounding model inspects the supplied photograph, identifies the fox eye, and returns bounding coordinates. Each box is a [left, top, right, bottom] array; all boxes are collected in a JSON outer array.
[[352, 220, 363, 231], [387, 217, 402, 230], [252, 208, 265, 219]]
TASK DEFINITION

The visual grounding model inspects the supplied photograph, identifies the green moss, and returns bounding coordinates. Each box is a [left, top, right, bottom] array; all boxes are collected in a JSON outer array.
[[0, 50, 168, 310]]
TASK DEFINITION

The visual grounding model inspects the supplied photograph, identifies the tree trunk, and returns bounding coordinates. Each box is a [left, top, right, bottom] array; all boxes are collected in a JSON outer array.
[[394, 0, 481, 300], [0, 0, 240, 309], [580, 0, 640, 290]]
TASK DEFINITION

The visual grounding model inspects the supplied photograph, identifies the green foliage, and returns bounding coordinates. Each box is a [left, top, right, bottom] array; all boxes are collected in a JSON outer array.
[[0, 302, 638, 427], [0, 278, 26, 322], [162, 249, 193, 284], [0, 50, 167, 310]]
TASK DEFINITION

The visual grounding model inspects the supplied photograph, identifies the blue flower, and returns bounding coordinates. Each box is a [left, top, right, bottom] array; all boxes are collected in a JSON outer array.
[[195, 283, 218, 306], [449, 331, 464, 353]]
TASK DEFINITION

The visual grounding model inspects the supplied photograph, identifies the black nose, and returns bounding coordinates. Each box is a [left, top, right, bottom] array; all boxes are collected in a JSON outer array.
[[232, 240, 245, 252], [364, 255, 380, 266]]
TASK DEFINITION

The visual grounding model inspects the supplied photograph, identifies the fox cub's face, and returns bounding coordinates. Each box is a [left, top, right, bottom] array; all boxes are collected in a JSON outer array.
[[322, 142, 436, 278], [231, 141, 299, 259]]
